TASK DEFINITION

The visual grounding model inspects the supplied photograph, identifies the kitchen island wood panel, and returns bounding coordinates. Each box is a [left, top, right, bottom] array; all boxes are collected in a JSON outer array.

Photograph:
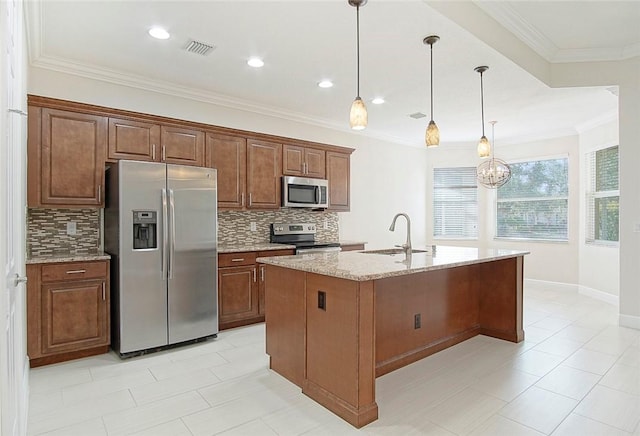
[[260, 248, 526, 428]]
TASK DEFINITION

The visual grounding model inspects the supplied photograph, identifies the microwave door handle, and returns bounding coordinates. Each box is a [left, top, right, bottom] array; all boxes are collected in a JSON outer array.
[[315, 186, 320, 204]]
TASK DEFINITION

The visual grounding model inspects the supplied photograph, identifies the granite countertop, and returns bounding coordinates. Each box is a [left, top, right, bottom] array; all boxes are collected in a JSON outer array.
[[217, 243, 296, 254], [27, 252, 111, 264], [257, 245, 529, 281], [338, 240, 367, 246]]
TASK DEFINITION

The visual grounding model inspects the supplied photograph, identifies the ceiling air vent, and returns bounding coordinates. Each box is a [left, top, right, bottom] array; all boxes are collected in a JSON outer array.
[[409, 112, 427, 119], [185, 39, 215, 56]]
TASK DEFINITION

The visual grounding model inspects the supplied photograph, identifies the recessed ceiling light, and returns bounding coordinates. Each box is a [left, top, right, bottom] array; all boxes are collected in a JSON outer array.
[[318, 80, 333, 88], [247, 57, 264, 68], [148, 27, 170, 40], [372, 97, 385, 105]]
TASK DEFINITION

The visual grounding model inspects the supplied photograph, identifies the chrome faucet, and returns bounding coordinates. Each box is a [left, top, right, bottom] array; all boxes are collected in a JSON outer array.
[[389, 213, 412, 255]]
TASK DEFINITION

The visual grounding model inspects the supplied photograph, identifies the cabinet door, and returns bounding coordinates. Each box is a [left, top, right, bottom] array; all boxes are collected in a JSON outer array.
[[246, 139, 282, 209], [108, 117, 160, 162], [258, 265, 266, 316], [206, 133, 247, 209], [326, 151, 350, 211], [161, 125, 205, 167], [304, 148, 326, 178], [41, 278, 109, 355], [40, 108, 107, 206], [282, 144, 304, 176], [218, 266, 258, 325]]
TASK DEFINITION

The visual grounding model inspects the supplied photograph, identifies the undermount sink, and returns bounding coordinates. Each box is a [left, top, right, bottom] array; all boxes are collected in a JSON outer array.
[[360, 248, 429, 255]]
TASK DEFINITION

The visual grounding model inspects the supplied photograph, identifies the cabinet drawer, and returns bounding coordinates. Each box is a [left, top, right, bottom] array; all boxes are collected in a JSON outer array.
[[257, 249, 295, 257], [41, 262, 108, 282], [218, 252, 257, 267]]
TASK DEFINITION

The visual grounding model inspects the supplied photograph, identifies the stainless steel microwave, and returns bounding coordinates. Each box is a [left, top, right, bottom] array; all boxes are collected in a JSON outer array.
[[282, 176, 329, 208]]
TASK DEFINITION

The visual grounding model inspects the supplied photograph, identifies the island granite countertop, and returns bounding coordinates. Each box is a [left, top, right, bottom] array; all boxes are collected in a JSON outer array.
[[257, 245, 529, 281]]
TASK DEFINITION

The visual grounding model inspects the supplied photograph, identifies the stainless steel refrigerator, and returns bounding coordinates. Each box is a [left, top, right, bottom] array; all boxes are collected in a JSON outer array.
[[105, 160, 218, 357]]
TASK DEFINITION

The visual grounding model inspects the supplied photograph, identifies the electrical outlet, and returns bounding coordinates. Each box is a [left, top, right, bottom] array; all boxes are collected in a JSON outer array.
[[250, 222, 257, 232], [66, 221, 77, 236], [323, 219, 328, 230], [414, 313, 421, 329]]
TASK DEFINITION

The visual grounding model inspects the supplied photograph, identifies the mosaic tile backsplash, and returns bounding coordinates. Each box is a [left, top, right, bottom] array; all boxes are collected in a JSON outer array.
[[218, 210, 339, 245], [27, 208, 338, 257], [27, 208, 101, 257]]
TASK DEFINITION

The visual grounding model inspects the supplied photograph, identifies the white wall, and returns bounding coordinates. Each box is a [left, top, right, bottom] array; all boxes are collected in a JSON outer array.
[[426, 136, 580, 285], [578, 119, 620, 300], [27, 67, 430, 251]]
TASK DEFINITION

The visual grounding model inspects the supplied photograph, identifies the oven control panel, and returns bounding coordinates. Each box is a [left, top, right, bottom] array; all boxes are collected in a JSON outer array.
[[271, 223, 316, 235]]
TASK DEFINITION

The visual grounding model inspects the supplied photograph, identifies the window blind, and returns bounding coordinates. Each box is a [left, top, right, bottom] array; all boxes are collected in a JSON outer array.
[[496, 157, 568, 240], [433, 167, 478, 239], [586, 145, 619, 243]]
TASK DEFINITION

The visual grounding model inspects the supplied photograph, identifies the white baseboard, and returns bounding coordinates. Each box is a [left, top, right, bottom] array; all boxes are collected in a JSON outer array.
[[524, 278, 578, 293], [525, 279, 619, 307], [578, 285, 619, 307], [619, 314, 640, 330]]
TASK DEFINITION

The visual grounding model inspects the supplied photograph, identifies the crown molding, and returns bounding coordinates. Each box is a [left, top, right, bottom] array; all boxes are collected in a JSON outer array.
[[474, 1, 639, 63]]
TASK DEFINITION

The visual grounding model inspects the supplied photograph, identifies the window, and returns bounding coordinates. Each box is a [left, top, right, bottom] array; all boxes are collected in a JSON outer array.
[[433, 167, 477, 239], [496, 157, 569, 240], [586, 145, 619, 244]]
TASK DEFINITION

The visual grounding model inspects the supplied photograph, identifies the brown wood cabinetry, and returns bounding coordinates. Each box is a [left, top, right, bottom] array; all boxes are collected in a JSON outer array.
[[218, 249, 293, 330], [161, 125, 205, 166], [246, 139, 282, 209], [326, 151, 351, 211], [108, 117, 160, 162], [28, 106, 107, 207], [27, 260, 110, 367], [283, 144, 326, 178], [206, 133, 247, 209]]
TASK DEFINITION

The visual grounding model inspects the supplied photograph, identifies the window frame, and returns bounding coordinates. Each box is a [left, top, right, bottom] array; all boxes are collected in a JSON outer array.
[[432, 166, 478, 240], [585, 144, 619, 247], [494, 155, 570, 242]]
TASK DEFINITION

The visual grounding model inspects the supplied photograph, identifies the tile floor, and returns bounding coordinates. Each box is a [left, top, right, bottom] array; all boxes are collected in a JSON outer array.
[[28, 286, 640, 435]]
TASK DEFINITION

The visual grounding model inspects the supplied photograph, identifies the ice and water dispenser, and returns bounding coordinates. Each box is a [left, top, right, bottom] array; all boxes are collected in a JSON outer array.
[[133, 211, 157, 249]]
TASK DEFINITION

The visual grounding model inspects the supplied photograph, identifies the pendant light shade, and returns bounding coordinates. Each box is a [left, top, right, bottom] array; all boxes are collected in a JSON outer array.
[[475, 66, 490, 158], [349, 0, 367, 130], [424, 35, 440, 147], [477, 121, 512, 189], [350, 96, 367, 130]]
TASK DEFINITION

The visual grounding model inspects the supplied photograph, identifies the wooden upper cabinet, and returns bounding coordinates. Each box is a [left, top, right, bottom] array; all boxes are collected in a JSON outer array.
[[247, 139, 282, 209], [29, 107, 107, 207], [283, 144, 326, 178], [161, 125, 205, 167], [108, 117, 160, 162], [326, 151, 351, 211], [206, 133, 247, 209]]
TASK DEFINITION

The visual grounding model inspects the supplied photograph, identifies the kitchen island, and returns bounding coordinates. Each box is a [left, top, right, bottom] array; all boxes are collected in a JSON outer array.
[[257, 246, 528, 428]]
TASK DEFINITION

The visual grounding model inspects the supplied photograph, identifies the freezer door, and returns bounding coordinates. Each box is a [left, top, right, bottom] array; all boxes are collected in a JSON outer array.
[[117, 160, 169, 353], [167, 164, 218, 343]]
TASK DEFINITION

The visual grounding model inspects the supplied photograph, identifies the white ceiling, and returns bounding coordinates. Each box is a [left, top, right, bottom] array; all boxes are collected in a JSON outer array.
[[26, 1, 638, 148]]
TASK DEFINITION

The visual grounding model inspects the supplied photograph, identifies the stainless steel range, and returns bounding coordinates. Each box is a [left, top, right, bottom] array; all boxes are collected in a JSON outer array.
[[270, 222, 341, 254]]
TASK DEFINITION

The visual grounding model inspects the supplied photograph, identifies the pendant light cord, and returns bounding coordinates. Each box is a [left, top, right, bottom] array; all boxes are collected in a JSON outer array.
[[430, 43, 434, 120], [480, 71, 485, 136], [356, 5, 360, 98]]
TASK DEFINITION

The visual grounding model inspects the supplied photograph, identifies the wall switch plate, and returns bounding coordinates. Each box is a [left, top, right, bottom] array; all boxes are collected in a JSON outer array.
[[250, 222, 257, 232], [66, 221, 77, 236], [634, 223, 640, 233]]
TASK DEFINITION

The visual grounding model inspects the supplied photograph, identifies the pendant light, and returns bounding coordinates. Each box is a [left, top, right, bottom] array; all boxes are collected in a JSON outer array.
[[475, 66, 490, 158], [477, 121, 512, 189], [423, 35, 440, 147], [348, 0, 367, 130]]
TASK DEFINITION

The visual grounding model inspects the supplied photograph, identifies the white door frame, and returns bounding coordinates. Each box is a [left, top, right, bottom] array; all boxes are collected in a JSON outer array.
[[1, 0, 29, 434]]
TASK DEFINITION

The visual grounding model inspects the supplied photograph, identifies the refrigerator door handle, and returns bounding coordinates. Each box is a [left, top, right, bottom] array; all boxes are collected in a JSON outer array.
[[169, 188, 176, 280], [162, 188, 168, 279]]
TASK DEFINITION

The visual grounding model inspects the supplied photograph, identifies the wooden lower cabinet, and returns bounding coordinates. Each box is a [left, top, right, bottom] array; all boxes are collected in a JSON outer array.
[[218, 249, 294, 330], [27, 260, 110, 367]]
